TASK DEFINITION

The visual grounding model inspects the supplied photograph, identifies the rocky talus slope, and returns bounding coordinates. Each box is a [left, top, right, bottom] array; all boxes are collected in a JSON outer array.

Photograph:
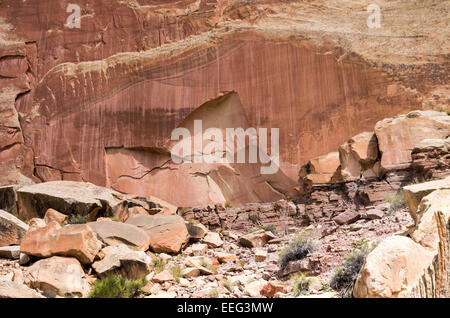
[[0, 0, 449, 206], [0, 110, 449, 298]]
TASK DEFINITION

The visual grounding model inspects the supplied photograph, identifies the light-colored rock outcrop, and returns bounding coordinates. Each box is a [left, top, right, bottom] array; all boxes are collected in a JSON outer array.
[[87, 220, 150, 251], [20, 222, 102, 264], [375, 111, 450, 170], [26, 256, 90, 297], [0, 209, 29, 247], [126, 214, 189, 253], [299, 152, 342, 186], [353, 236, 435, 298], [338, 132, 380, 181], [92, 245, 151, 280], [0, 281, 44, 298], [403, 176, 450, 221]]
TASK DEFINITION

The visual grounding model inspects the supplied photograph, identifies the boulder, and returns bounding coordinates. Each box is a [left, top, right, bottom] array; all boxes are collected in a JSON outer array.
[[43, 208, 67, 225], [28, 218, 46, 228], [152, 270, 173, 283], [115, 205, 149, 222], [0, 209, 29, 247], [182, 267, 200, 278], [92, 245, 151, 280], [298, 152, 342, 191], [238, 230, 275, 248], [20, 222, 102, 264], [244, 279, 267, 297], [184, 256, 215, 275], [191, 243, 208, 255], [214, 252, 237, 263], [16, 181, 124, 219], [0, 185, 19, 215], [0, 281, 44, 298], [202, 232, 223, 248], [338, 132, 380, 181], [366, 208, 384, 220], [186, 221, 208, 240], [0, 246, 20, 259], [26, 256, 90, 297], [410, 189, 450, 251], [87, 220, 150, 251], [333, 210, 360, 225], [254, 249, 267, 262], [125, 214, 189, 253], [260, 281, 286, 298], [353, 236, 435, 298], [403, 176, 450, 220], [375, 110, 450, 170]]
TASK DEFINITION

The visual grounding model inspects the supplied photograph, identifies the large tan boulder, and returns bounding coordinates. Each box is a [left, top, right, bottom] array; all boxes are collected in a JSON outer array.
[[43, 208, 67, 225], [0, 281, 44, 298], [238, 230, 276, 248], [375, 110, 450, 170], [338, 132, 380, 181], [299, 152, 342, 185], [20, 222, 102, 264], [125, 214, 189, 253], [353, 236, 435, 298], [0, 209, 29, 247], [403, 176, 450, 221], [26, 256, 90, 297], [92, 245, 151, 280], [411, 189, 450, 251], [16, 181, 124, 219], [87, 220, 150, 251]]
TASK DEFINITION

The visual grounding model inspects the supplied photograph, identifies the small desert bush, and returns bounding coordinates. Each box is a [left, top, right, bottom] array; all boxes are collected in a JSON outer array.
[[329, 239, 377, 298], [258, 224, 276, 234], [171, 265, 183, 283], [152, 258, 166, 273], [68, 214, 89, 224], [384, 192, 406, 213], [87, 274, 146, 298], [291, 273, 314, 296], [279, 230, 316, 270], [221, 278, 234, 292], [209, 289, 219, 298], [224, 201, 233, 208]]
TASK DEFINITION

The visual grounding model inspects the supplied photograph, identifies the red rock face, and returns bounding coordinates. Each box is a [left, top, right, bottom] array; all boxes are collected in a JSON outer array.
[[0, 0, 444, 206]]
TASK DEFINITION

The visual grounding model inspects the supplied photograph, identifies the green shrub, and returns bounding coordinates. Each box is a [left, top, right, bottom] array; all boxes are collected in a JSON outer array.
[[291, 273, 314, 297], [221, 278, 234, 292], [329, 239, 377, 298], [209, 289, 219, 298], [67, 214, 89, 224], [224, 201, 233, 208], [384, 192, 406, 213], [258, 224, 276, 234], [279, 230, 316, 270], [171, 265, 183, 283], [87, 274, 146, 298], [152, 258, 166, 273]]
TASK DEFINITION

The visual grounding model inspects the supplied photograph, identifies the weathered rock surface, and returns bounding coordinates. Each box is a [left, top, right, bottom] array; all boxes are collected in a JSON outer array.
[[238, 230, 275, 248], [43, 209, 67, 225], [353, 236, 435, 298], [0, 209, 29, 247], [0, 246, 20, 259], [87, 220, 150, 251], [203, 232, 224, 248], [403, 176, 450, 221], [186, 222, 208, 240], [2, 0, 446, 207], [26, 256, 90, 297], [126, 214, 189, 253], [298, 152, 342, 192], [92, 245, 151, 280], [20, 222, 102, 264], [0, 281, 44, 298], [339, 132, 380, 181], [375, 111, 450, 171]]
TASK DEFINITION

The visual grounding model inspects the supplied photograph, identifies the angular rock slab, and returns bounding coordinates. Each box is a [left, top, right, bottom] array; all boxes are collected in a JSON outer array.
[[0, 281, 44, 298], [0, 245, 20, 259], [403, 176, 450, 220], [20, 222, 102, 264], [16, 181, 124, 219], [87, 220, 150, 251], [125, 214, 189, 253], [0, 209, 29, 247], [353, 236, 435, 298], [26, 256, 90, 297], [238, 230, 276, 248], [92, 245, 151, 280]]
